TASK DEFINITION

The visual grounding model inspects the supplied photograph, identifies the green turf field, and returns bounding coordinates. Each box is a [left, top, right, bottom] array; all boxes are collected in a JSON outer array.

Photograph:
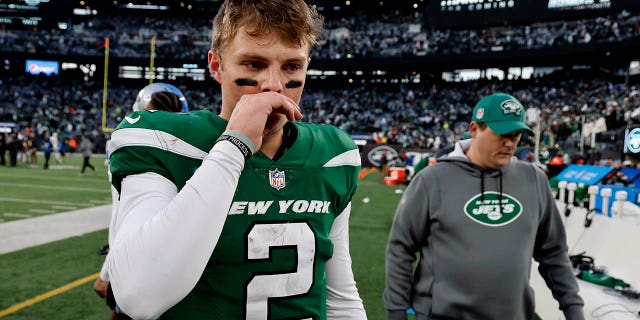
[[0, 154, 111, 223], [0, 158, 408, 320]]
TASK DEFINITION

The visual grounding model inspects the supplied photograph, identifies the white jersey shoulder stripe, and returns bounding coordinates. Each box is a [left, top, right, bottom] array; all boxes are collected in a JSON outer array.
[[323, 149, 361, 167], [110, 128, 208, 160]]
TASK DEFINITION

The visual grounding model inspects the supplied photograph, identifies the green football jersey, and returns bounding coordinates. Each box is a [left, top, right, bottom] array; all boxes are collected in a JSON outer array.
[[109, 109, 361, 320]]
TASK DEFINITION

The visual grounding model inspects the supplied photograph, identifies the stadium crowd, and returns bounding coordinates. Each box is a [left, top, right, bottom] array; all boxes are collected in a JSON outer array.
[[0, 14, 212, 60], [315, 10, 640, 59], [1, 73, 638, 167], [0, 10, 638, 60], [1, 6, 639, 167]]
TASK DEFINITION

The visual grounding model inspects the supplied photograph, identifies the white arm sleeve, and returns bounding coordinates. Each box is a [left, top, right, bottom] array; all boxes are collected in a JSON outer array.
[[99, 257, 109, 282], [100, 170, 120, 283], [325, 203, 368, 319], [106, 141, 244, 319], [107, 170, 119, 247]]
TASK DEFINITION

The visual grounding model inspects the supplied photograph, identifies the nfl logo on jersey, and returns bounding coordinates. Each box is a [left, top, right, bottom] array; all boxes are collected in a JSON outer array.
[[269, 169, 286, 190]]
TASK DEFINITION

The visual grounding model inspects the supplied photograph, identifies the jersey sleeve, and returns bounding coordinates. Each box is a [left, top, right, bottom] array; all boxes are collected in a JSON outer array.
[[109, 110, 223, 193], [107, 140, 246, 319], [325, 203, 367, 319], [384, 170, 432, 317], [308, 124, 361, 215]]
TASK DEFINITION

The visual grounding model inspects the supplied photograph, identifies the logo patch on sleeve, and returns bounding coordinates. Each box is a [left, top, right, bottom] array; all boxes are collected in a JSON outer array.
[[124, 115, 141, 124], [463, 192, 522, 226]]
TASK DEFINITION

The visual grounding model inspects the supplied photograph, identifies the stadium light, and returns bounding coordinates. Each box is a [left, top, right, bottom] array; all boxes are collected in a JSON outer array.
[[123, 3, 168, 10]]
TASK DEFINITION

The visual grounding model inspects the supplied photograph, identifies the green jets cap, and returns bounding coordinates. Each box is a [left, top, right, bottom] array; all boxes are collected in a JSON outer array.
[[472, 93, 534, 136]]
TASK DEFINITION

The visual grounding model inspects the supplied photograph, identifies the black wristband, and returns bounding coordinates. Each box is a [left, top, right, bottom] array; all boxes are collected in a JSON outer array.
[[106, 283, 116, 310], [216, 134, 252, 161]]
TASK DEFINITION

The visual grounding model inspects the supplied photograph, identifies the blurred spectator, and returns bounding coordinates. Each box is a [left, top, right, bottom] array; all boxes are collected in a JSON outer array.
[[0, 133, 6, 166], [42, 134, 53, 169], [27, 132, 38, 166], [7, 132, 20, 167], [78, 135, 96, 176]]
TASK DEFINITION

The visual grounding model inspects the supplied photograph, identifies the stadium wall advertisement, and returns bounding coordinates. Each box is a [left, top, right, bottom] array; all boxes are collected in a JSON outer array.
[[0, 122, 19, 133], [360, 144, 430, 168], [25, 59, 59, 76], [428, 0, 640, 28]]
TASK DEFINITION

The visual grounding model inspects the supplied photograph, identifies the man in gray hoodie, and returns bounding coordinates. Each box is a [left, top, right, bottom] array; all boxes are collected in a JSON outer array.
[[384, 93, 584, 320]]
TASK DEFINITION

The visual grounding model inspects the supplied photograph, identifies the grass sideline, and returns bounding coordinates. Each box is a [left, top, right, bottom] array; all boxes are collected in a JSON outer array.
[[0, 154, 111, 223], [0, 161, 407, 319]]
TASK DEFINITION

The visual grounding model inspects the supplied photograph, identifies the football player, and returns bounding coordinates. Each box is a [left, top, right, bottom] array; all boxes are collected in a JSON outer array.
[[94, 83, 191, 320], [104, 0, 366, 319], [131, 82, 189, 113]]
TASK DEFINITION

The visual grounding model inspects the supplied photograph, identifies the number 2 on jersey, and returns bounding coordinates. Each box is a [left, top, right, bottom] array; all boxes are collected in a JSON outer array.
[[245, 222, 316, 320]]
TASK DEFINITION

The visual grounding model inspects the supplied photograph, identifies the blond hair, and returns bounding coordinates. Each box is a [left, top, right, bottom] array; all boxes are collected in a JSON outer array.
[[211, 0, 324, 55]]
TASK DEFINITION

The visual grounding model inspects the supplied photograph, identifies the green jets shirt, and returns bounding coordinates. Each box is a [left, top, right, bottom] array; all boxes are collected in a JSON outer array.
[[109, 109, 361, 320]]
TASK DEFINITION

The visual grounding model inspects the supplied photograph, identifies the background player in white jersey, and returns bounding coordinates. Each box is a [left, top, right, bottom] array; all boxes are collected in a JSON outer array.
[[104, 0, 366, 319], [93, 82, 190, 320]]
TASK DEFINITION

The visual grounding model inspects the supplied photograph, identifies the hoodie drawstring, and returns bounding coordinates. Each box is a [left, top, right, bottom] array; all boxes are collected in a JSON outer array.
[[480, 169, 504, 216], [499, 170, 503, 216], [480, 170, 485, 202]]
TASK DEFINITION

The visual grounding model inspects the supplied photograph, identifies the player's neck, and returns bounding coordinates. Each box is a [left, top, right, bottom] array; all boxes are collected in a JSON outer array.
[[261, 122, 297, 160], [260, 129, 284, 159]]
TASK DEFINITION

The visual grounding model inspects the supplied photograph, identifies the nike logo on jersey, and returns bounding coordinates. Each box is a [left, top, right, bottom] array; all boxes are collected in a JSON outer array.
[[228, 200, 332, 215], [124, 115, 141, 124]]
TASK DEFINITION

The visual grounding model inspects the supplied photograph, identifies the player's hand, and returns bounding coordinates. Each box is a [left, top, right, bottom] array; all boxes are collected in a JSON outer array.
[[226, 92, 302, 150], [93, 278, 109, 298]]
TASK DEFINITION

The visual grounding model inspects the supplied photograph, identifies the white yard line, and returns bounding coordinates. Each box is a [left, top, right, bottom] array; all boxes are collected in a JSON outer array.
[[0, 205, 111, 254], [3, 213, 32, 218], [28, 209, 56, 214], [0, 182, 110, 193], [0, 197, 93, 207], [0, 173, 101, 183]]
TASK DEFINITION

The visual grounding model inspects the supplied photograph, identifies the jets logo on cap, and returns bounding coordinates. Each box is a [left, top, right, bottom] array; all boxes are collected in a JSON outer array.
[[500, 99, 522, 116], [464, 192, 522, 227], [269, 169, 286, 190], [626, 128, 640, 153]]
